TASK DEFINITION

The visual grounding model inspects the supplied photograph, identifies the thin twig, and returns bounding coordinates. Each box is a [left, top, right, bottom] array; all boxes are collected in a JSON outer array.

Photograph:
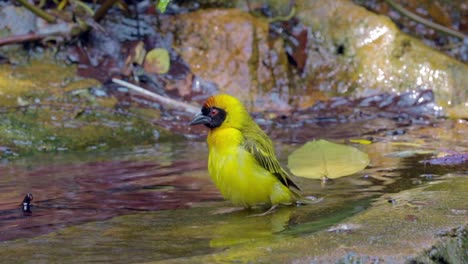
[[0, 32, 59, 46], [71, 0, 95, 16], [111, 78, 200, 114], [16, 0, 56, 23], [384, 0, 467, 40], [94, 0, 119, 22], [0, 20, 84, 46]]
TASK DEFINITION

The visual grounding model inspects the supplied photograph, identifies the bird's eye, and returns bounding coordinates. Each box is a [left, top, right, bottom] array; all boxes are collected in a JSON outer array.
[[210, 108, 219, 116]]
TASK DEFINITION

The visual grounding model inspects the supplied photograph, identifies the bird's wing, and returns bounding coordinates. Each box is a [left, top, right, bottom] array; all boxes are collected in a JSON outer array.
[[242, 129, 300, 191]]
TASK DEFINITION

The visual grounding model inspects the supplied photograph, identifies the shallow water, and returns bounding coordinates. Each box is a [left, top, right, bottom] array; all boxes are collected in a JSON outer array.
[[0, 124, 466, 263]]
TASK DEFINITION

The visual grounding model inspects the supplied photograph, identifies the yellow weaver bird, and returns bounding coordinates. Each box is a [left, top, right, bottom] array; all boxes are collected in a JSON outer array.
[[190, 94, 301, 213]]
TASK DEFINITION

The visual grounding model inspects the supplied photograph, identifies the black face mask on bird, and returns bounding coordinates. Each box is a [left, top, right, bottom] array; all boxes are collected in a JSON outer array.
[[189, 106, 226, 129]]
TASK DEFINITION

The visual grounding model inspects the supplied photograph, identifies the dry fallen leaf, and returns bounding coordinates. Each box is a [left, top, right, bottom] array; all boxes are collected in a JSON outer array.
[[144, 48, 170, 74], [288, 139, 370, 179]]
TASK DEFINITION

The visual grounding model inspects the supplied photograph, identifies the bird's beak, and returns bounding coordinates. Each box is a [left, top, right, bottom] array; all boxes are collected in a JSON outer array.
[[189, 113, 212, 126]]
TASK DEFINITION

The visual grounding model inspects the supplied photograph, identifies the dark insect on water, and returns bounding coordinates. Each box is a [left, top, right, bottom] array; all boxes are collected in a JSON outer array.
[[21, 193, 33, 214]]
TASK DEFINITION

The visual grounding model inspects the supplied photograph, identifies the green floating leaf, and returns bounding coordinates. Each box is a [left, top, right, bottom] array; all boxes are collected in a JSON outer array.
[[288, 139, 369, 179]]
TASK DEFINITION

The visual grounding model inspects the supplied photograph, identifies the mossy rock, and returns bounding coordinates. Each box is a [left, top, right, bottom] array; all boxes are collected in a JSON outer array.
[[0, 59, 172, 158]]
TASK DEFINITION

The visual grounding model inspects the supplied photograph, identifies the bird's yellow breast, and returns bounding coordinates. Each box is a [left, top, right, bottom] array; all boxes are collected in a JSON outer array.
[[207, 128, 294, 207]]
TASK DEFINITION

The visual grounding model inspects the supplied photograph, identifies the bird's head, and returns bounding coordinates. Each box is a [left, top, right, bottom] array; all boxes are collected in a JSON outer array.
[[189, 94, 249, 129]]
